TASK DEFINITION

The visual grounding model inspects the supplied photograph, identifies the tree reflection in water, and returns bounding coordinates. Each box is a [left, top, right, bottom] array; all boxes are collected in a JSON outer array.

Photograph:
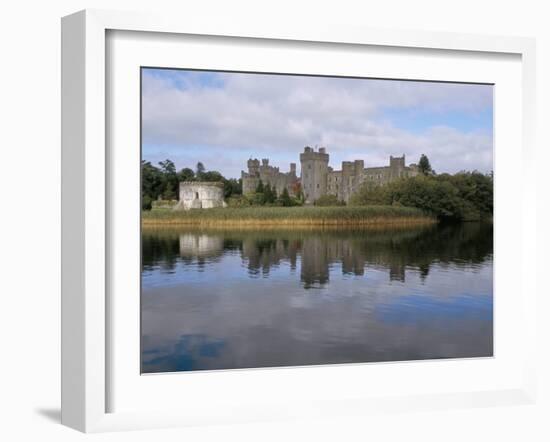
[[142, 223, 493, 289]]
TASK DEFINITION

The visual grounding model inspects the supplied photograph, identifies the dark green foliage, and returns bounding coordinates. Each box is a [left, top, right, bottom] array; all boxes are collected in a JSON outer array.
[[391, 176, 464, 219], [242, 187, 303, 207], [141, 160, 163, 204], [351, 172, 493, 221], [418, 154, 433, 175], [249, 192, 266, 206], [255, 179, 265, 194], [162, 182, 177, 200], [195, 162, 205, 179], [263, 183, 277, 204], [227, 195, 252, 207], [441, 171, 493, 218], [157, 159, 178, 201], [201, 170, 224, 182], [158, 159, 176, 175], [223, 178, 242, 198], [278, 187, 292, 206], [177, 167, 195, 182], [142, 195, 153, 211], [314, 194, 345, 206]]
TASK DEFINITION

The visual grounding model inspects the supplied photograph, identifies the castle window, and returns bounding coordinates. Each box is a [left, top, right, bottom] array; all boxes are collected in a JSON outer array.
[[195, 192, 199, 199], [317, 184, 319, 189]]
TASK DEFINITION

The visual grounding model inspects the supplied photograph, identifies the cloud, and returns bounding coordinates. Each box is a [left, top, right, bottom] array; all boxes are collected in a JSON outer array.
[[142, 69, 493, 177]]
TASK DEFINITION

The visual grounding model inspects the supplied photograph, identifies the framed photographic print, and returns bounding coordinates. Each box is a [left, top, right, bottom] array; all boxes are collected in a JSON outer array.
[[61, 9, 538, 432], [139, 67, 494, 374]]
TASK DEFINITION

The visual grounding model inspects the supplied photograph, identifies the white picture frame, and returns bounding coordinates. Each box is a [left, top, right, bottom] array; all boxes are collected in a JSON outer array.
[[61, 9, 538, 433]]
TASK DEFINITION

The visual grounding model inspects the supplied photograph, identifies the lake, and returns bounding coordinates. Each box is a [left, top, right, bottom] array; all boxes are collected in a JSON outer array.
[[141, 222, 493, 373]]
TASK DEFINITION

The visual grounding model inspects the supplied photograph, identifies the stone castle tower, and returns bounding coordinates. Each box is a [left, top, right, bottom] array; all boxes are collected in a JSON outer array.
[[300, 146, 329, 204]]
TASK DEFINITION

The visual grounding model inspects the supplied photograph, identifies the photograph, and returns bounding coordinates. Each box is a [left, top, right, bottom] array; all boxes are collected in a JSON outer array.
[[140, 68, 494, 374]]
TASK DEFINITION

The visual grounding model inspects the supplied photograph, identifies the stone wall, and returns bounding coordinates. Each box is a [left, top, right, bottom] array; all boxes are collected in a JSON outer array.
[[301, 147, 420, 204], [174, 181, 227, 210], [242, 158, 299, 196]]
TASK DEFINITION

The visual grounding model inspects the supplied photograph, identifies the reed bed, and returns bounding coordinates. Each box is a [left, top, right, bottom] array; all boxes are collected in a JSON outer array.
[[142, 206, 436, 227]]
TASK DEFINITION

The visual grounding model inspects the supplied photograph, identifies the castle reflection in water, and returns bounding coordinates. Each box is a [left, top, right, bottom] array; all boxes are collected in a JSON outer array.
[[239, 234, 408, 287], [141, 223, 493, 289]]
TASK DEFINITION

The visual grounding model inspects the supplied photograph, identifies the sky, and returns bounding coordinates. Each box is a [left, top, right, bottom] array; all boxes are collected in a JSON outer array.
[[141, 68, 493, 179]]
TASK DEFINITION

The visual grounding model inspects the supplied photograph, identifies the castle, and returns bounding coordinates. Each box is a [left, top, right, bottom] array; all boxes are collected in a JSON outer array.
[[242, 146, 420, 204]]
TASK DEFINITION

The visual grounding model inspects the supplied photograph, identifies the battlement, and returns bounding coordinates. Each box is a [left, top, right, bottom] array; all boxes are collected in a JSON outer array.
[[390, 155, 406, 169], [300, 146, 329, 162], [342, 161, 354, 171], [242, 156, 299, 196], [179, 181, 224, 187]]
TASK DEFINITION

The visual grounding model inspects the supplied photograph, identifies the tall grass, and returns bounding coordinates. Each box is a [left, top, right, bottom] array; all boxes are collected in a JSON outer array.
[[142, 205, 435, 227]]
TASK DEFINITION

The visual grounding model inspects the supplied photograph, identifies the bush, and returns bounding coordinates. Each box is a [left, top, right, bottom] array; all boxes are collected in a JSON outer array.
[[227, 195, 252, 207], [152, 199, 178, 209], [351, 173, 493, 221], [142, 195, 153, 211], [314, 194, 345, 206]]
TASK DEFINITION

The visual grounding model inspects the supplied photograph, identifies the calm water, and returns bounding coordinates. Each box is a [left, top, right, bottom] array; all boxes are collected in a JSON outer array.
[[141, 223, 493, 373]]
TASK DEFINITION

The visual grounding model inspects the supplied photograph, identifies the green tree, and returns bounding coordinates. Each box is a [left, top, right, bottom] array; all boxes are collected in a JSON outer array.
[[278, 187, 292, 206], [200, 170, 224, 182], [163, 182, 177, 200], [418, 154, 433, 175], [223, 178, 242, 198], [391, 175, 463, 219], [177, 167, 195, 182], [250, 192, 265, 206], [255, 179, 265, 194], [158, 159, 178, 200], [443, 171, 493, 219], [196, 162, 206, 179], [141, 160, 163, 204], [141, 195, 153, 211], [264, 183, 276, 204], [158, 159, 176, 175]]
